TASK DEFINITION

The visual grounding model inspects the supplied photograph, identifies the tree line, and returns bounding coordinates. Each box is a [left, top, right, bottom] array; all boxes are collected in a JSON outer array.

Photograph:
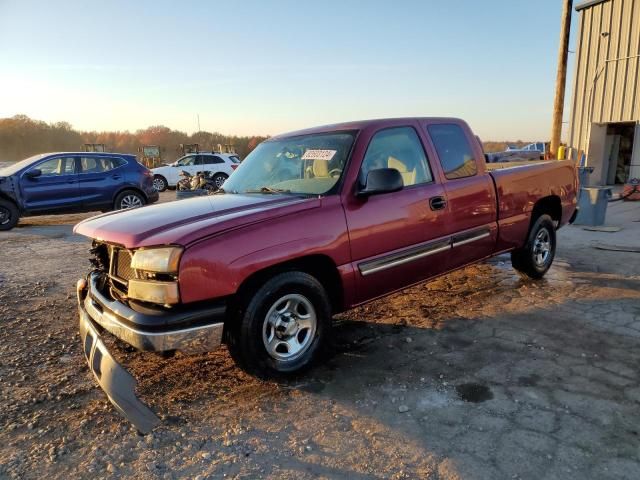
[[0, 115, 269, 163], [0, 114, 533, 163]]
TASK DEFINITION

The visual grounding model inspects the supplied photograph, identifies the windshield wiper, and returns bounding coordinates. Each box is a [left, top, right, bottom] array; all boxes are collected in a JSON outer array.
[[244, 186, 291, 194]]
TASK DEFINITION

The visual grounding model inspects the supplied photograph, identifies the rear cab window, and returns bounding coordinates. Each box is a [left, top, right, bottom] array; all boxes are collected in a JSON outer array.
[[427, 124, 477, 180]]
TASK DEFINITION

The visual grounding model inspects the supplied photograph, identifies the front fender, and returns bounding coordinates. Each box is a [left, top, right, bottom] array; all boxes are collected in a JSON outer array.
[[177, 197, 351, 304]]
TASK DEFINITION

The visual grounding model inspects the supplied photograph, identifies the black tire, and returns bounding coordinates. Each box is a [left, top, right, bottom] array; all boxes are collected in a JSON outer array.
[[114, 190, 146, 210], [0, 199, 19, 231], [226, 271, 332, 378], [212, 173, 228, 190], [511, 214, 556, 279], [153, 175, 168, 192]]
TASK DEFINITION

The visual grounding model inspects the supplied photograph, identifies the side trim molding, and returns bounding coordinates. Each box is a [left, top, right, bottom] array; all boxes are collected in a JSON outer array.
[[451, 229, 490, 248], [358, 240, 451, 276], [357, 227, 492, 277]]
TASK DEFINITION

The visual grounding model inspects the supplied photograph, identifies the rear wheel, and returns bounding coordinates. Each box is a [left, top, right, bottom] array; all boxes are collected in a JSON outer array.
[[212, 173, 228, 189], [0, 200, 19, 231], [226, 271, 332, 378], [511, 214, 556, 279], [153, 175, 168, 192], [114, 190, 146, 210]]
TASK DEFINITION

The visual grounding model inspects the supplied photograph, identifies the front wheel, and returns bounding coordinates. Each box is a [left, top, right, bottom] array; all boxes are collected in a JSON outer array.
[[114, 190, 146, 210], [0, 199, 19, 231], [511, 214, 556, 279], [226, 271, 332, 378]]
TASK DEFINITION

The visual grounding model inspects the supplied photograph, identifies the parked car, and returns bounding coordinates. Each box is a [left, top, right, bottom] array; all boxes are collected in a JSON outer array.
[[487, 142, 548, 162], [73, 118, 578, 432], [151, 152, 240, 192], [0, 152, 158, 231]]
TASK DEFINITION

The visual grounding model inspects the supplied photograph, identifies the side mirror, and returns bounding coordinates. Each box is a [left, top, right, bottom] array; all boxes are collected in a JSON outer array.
[[25, 169, 42, 179], [357, 168, 404, 197]]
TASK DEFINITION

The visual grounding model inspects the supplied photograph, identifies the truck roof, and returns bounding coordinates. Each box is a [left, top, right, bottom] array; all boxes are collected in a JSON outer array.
[[271, 117, 466, 140]]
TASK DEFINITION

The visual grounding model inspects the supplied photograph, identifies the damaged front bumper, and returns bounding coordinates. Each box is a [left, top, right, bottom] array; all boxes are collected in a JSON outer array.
[[76, 273, 227, 433]]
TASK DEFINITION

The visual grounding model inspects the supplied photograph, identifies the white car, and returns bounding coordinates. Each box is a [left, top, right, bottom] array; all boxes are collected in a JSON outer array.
[[151, 153, 240, 191]]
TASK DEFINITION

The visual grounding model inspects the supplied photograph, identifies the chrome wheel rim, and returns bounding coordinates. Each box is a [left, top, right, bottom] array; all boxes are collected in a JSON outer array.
[[262, 293, 317, 361], [214, 176, 226, 188], [0, 207, 9, 225], [533, 228, 551, 266], [153, 178, 165, 191], [120, 195, 143, 209]]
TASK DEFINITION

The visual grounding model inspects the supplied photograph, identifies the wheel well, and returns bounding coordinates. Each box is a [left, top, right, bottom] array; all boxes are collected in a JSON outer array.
[[0, 192, 17, 206], [236, 255, 344, 313], [114, 187, 147, 203], [530, 195, 562, 227]]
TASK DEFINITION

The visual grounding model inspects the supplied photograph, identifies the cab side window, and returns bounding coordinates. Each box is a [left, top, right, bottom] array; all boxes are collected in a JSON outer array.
[[34, 157, 76, 176], [428, 124, 477, 180], [360, 127, 432, 187], [177, 155, 197, 166], [80, 157, 121, 173], [203, 155, 225, 165]]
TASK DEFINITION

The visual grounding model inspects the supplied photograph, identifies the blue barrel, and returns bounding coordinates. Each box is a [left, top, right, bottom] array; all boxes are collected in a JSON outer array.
[[573, 187, 612, 226], [577, 167, 594, 187]]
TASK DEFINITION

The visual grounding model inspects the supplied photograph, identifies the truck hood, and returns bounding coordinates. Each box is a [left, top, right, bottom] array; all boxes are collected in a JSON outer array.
[[74, 194, 320, 248]]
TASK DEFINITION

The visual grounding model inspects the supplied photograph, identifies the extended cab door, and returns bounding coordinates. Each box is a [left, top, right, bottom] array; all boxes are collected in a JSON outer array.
[[19, 155, 80, 212], [343, 125, 451, 303], [424, 121, 498, 271]]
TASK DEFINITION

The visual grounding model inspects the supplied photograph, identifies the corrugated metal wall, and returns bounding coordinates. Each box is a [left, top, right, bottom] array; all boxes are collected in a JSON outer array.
[[569, 0, 640, 152]]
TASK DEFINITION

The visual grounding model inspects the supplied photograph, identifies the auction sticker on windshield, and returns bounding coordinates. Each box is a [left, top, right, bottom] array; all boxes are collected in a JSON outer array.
[[301, 149, 336, 161]]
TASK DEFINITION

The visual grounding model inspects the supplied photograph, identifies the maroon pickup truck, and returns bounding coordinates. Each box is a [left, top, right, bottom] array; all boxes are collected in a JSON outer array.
[[74, 117, 578, 431]]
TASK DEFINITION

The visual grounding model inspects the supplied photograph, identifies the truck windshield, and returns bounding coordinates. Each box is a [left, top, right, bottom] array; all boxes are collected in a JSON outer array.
[[222, 132, 356, 195]]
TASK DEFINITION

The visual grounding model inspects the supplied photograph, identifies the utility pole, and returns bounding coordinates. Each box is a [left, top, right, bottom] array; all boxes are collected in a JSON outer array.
[[550, 0, 573, 159], [197, 114, 201, 133]]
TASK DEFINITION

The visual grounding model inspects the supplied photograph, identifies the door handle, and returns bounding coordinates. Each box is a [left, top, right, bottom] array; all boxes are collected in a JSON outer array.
[[112, 174, 122, 179], [429, 196, 447, 211]]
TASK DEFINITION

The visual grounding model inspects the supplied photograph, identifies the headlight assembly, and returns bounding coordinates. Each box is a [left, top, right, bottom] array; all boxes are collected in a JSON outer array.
[[131, 247, 183, 273], [126, 246, 183, 305], [128, 279, 180, 305]]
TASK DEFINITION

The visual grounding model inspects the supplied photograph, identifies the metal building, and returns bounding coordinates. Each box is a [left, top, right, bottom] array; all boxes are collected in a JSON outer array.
[[569, 0, 640, 186]]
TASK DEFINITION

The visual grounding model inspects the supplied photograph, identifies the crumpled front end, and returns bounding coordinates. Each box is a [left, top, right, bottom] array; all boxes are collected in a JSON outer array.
[[76, 241, 227, 432]]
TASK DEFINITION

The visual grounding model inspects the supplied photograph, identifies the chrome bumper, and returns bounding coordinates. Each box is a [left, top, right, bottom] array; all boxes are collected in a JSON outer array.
[[81, 273, 225, 354], [82, 293, 224, 353], [79, 304, 160, 434], [76, 274, 226, 433]]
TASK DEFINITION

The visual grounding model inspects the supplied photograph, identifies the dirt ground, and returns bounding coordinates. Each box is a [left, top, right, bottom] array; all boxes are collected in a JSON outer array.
[[1, 197, 639, 480]]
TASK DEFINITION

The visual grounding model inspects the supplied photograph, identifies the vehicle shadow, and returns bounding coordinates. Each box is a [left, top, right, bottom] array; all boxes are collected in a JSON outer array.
[[119, 290, 640, 478], [120, 266, 640, 478]]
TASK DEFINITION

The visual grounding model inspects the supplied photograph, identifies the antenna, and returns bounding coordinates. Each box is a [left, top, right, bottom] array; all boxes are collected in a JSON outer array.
[[197, 114, 201, 133]]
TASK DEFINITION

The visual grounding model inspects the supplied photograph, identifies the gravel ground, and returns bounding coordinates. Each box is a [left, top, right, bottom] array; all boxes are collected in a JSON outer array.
[[0, 200, 639, 479]]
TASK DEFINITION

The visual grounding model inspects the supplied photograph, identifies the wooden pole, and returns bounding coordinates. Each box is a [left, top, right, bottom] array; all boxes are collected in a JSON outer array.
[[550, 0, 573, 159]]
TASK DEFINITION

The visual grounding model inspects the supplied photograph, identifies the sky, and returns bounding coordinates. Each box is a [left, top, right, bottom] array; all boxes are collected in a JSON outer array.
[[0, 0, 580, 141]]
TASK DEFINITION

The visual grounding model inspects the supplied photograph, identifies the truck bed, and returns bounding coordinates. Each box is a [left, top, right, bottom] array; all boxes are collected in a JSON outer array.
[[487, 159, 578, 250]]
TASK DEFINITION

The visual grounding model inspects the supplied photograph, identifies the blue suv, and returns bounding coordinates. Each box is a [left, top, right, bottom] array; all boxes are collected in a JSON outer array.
[[0, 152, 159, 230]]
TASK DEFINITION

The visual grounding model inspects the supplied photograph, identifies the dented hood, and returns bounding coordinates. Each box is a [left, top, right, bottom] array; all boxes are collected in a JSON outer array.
[[74, 194, 319, 248]]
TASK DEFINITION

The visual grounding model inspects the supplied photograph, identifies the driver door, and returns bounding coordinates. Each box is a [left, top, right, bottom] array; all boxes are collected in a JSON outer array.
[[343, 126, 451, 303], [20, 156, 80, 212]]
